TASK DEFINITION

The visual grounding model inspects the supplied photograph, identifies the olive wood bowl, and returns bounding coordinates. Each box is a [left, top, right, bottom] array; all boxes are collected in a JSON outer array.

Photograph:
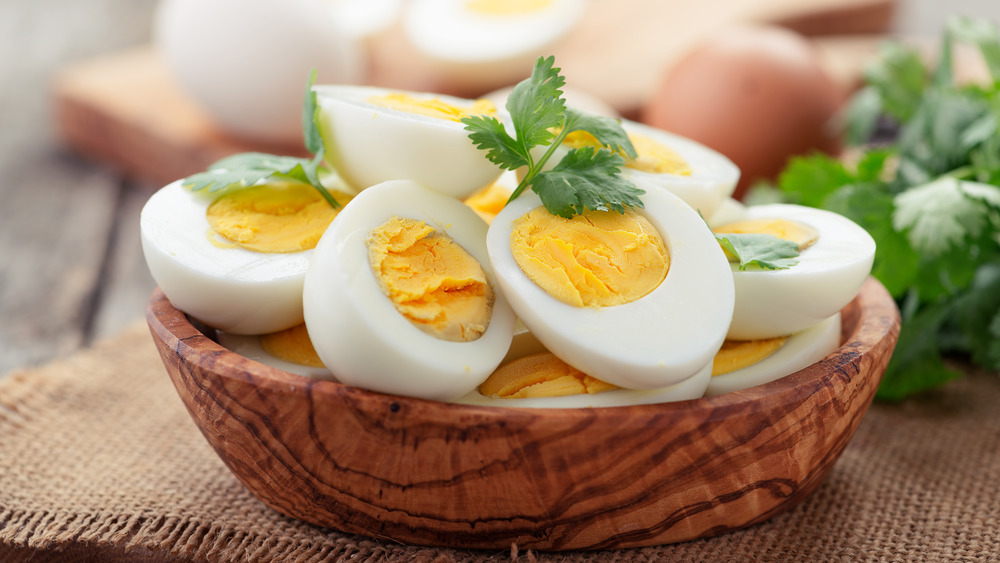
[[146, 276, 899, 551]]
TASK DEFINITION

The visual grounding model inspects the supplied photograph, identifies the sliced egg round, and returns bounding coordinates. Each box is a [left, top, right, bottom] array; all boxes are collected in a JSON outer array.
[[487, 188, 734, 390], [715, 203, 875, 340], [216, 325, 337, 381], [303, 179, 516, 401], [140, 179, 349, 334], [403, 0, 586, 90], [705, 313, 841, 396], [314, 84, 504, 197], [455, 356, 712, 408]]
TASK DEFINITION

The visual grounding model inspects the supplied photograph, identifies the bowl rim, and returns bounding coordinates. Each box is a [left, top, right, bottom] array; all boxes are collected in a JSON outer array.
[[146, 276, 899, 425]]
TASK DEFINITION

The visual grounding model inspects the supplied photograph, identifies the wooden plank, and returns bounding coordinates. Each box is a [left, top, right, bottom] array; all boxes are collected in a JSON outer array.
[[53, 0, 895, 189]]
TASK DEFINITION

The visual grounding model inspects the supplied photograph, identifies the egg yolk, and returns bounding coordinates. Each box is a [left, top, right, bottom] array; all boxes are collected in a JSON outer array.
[[366, 92, 497, 123], [465, 0, 553, 16], [479, 352, 618, 398], [714, 218, 819, 252], [463, 180, 513, 224], [562, 131, 692, 175], [510, 207, 669, 308], [205, 182, 351, 253], [368, 217, 494, 342], [711, 337, 788, 376], [260, 323, 326, 368]]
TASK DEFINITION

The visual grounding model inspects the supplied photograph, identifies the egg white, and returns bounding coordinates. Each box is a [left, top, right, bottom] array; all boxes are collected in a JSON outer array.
[[722, 204, 875, 340], [313, 84, 504, 198], [705, 313, 841, 397], [487, 188, 735, 390], [215, 330, 337, 381], [303, 179, 516, 401], [403, 0, 586, 90], [454, 360, 712, 408], [140, 180, 313, 335]]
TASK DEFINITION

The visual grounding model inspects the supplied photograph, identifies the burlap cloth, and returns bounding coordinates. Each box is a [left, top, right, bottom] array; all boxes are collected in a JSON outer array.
[[1, 324, 998, 563]]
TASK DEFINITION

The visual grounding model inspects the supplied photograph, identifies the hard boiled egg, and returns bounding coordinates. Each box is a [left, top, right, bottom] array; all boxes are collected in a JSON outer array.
[[216, 324, 337, 381], [140, 179, 350, 334], [487, 188, 734, 390], [706, 312, 841, 396], [403, 0, 586, 91], [303, 179, 516, 401], [455, 355, 712, 408], [715, 203, 875, 340], [314, 84, 504, 197]]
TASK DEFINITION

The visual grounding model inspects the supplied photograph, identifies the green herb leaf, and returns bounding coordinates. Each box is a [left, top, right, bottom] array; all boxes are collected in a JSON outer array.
[[863, 40, 927, 123], [532, 147, 644, 218], [714, 232, 800, 271], [180, 70, 340, 208], [876, 295, 960, 402], [463, 55, 643, 218], [892, 177, 1000, 255]]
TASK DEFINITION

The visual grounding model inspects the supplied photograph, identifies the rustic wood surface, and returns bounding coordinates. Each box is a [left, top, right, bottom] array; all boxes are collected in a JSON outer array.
[[146, 277, 899, 550]]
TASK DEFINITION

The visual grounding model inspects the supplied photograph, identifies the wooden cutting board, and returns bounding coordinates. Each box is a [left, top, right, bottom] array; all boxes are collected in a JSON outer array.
[[54, 0, 896, 187]]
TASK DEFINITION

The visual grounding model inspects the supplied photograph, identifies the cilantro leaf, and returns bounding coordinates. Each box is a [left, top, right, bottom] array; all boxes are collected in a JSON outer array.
[[892, 177, 1000, 255], [863, 40, 927, 123], [180, 70, 340, 208], [562, 108, 637, 159], [505, 55, 565, 151], [714, 232, 800, 271], [532, 147, 644, 218], [463, 114, 530, 170], [777, 154, 854, 208], [876, 295, 960, 401]]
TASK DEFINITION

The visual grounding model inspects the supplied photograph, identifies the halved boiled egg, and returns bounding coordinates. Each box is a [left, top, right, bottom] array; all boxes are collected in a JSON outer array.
[[216, 323, 337, 381], [706, 312, 841, 396], [303, 179, 516, 401], [140, 179, 351, 334], [455, 353, 712, 408], [487, 188, 734, 390], [403, 0, 586, 91], [714, 203, 875, 340], [314, 84, 504, 197]]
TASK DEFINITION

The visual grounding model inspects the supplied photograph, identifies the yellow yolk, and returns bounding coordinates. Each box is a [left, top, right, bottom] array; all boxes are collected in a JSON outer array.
[[711, 337, 788, 376], [368, 217, 494, 342], [260, 323, 326, 368], [479, 352, 618, 398], [562, 131, 692, 175], [465, 0, 553, 15], [205, 182, 350, 253], [510, 207, 669, 308], [463, 181, 513, 224], [714, 218, 820, 251], [366, 92, 497, 122]]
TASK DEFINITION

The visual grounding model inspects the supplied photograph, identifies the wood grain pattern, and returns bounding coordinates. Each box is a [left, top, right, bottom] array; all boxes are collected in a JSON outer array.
[[146, 277, 899, 550]]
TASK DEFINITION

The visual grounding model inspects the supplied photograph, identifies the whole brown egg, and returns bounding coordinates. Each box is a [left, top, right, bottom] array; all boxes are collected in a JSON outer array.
[[641, 25, 844, 200]]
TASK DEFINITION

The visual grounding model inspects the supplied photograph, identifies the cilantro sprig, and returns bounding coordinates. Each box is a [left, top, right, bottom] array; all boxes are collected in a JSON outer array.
[[462, 56, 645, 218], [770, 16, 1000, 400], [181, 70, 340, 208], [715, 232, 800, 271]]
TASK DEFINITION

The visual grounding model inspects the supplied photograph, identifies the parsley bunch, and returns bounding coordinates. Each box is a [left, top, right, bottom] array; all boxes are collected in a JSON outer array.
[[461, 56, 645, 218], [772, 16, 1000, 400], [181, 71, 340, 209]]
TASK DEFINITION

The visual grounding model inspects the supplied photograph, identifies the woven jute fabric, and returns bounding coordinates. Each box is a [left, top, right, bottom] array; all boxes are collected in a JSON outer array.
[[1, 324, 998, 562]]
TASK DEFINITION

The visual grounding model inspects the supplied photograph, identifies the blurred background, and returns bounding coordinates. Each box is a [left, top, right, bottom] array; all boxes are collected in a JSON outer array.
[[1, 0, 999, 376]]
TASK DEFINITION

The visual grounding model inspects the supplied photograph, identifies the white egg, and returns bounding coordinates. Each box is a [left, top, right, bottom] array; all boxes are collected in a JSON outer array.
[[706, 197, 749, 228], [303, 179, 516, 401], [314, 84, 504, 197], [154, 0, 364, 144], [487, 188, 735, 390], [502, 319, 547, 364], [720, 204, 875, 340], [454, 361, 712, 408], [323, 0, 402, 41], [705, 313, 841, 397], [140, 180, 321, 334], [403, 0, 586, 90], [216, 330, 337, 381]]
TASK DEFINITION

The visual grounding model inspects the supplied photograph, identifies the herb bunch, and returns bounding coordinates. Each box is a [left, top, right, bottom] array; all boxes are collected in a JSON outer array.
[[772, 16, 1000, 400]]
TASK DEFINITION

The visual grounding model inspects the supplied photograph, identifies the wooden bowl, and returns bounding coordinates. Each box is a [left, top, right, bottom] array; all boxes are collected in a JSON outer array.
[[146, 276, 899, 551]]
